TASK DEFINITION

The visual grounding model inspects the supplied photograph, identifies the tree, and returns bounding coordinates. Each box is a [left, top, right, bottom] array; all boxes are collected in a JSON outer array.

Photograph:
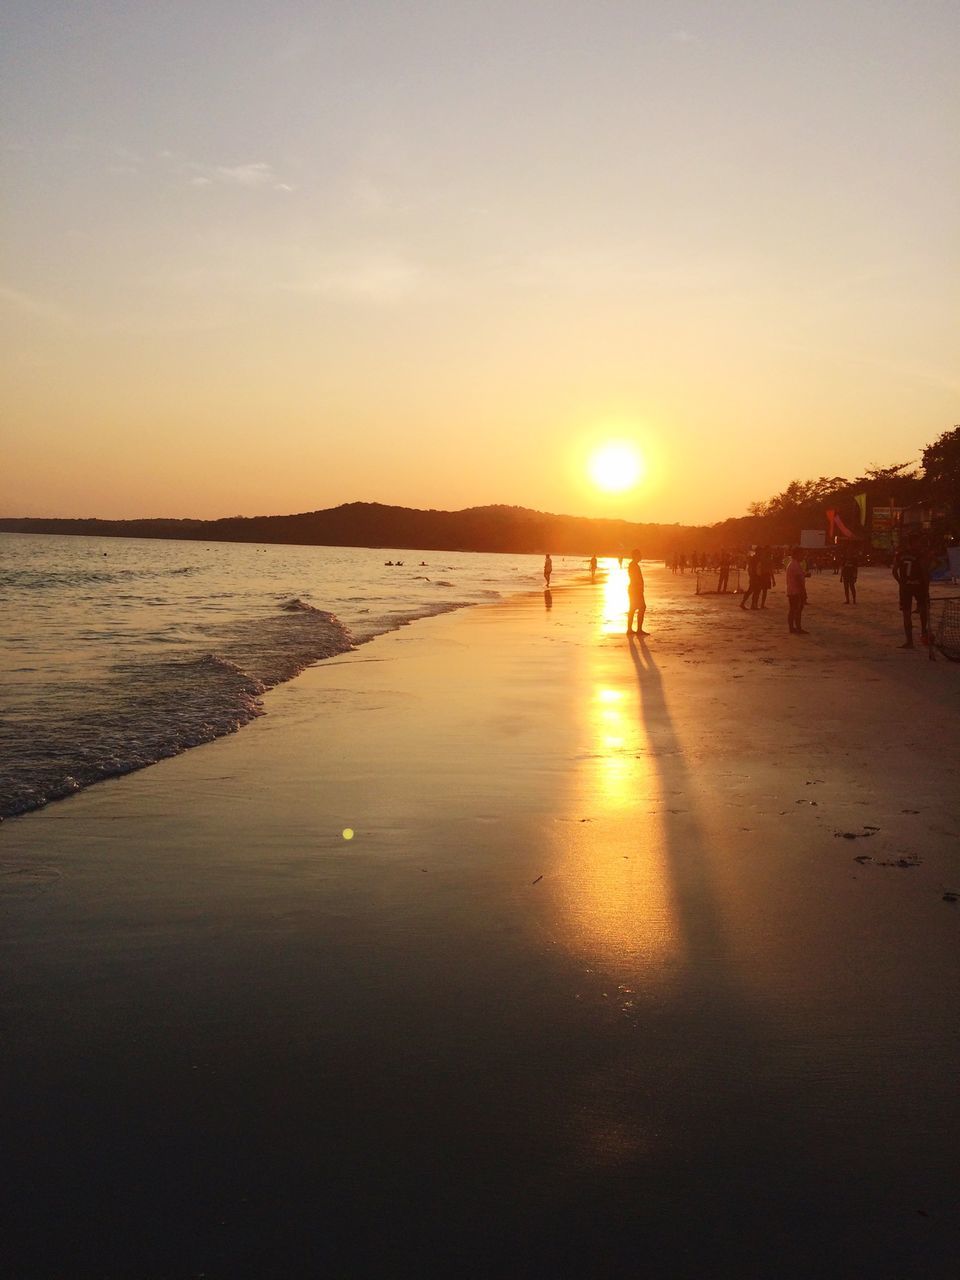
[[921, 426, 960, 505]]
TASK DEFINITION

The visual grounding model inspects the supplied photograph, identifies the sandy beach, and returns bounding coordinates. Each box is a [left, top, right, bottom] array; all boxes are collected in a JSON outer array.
[[3, 564, 959, 1277]]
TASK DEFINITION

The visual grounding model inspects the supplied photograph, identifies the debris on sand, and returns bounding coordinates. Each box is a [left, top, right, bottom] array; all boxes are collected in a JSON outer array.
[[834, 828, 879, 839], [942, 891, 959, 903], [852, 852, 921, 869], [532, 874, 544, 885]]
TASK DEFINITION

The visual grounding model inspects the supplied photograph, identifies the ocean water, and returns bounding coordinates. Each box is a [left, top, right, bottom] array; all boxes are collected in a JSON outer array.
[[0, 533, 579, 819]]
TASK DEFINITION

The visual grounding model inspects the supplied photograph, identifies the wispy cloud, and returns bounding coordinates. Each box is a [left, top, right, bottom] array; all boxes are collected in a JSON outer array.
[[181, 158, 295, 192]]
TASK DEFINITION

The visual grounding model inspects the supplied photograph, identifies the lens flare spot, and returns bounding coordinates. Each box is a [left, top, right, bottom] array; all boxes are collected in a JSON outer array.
[[342, 827, 355, 840]]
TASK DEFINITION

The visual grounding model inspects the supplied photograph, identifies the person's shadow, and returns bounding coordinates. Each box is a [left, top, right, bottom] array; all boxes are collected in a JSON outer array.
[[543, 588, 552, 611], [626, 634, 727, 985]]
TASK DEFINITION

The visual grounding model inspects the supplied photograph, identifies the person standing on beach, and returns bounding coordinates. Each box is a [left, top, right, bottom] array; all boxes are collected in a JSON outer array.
[[840, 546, 859, 604], [543, 554, 552, 588], [626, 550, 648, 636], [757, 546, 775, 609], [740, 548, 760, 610], [786, 548, 808, 634], [716, 545, 732, 593], [892, 535, 930, 648], [717, 548, 731, 593], [589, 555, 598, 581]]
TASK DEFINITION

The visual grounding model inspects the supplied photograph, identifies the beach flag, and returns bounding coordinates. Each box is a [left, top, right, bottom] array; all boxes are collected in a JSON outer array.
[[826, 508, 856, 540], [854, 493, 867, 527]]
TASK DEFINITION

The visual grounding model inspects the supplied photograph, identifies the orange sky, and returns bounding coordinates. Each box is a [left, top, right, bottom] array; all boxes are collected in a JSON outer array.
[[2, 2, 957, 524]]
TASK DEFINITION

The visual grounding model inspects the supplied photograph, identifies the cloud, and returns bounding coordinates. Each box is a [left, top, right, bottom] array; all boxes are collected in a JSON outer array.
[[666, 30, 698, 44], [208, 162, 278, 187], [164, 152, 295, 192], [193, 160, 295, 192]]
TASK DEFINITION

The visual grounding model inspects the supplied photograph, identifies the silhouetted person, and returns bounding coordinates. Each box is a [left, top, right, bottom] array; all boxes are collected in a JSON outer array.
[[840, 547, 858, 604], [627, 549, 648, 635], [717, 548, 731, 593], [786, 547, 808, 634], [893, 535, 930, 648], [757, 545, 775, 608], [590, 555, 598, 581], [740, 548, 761, 610], [543, 553, 552, 587]]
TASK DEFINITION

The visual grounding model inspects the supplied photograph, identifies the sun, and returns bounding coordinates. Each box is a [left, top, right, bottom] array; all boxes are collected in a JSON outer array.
[[588, 442, 645, 494]]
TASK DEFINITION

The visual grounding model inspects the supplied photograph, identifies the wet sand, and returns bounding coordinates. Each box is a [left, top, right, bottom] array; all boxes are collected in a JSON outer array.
[[3, 565, 959, 1277]]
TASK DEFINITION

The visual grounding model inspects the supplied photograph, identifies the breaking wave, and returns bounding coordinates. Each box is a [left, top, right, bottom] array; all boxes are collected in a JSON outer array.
[[0, 604, 352, 819]]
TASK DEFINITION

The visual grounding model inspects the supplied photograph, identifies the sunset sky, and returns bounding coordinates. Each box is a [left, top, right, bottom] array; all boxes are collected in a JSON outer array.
[[2, 1, 957, 524]]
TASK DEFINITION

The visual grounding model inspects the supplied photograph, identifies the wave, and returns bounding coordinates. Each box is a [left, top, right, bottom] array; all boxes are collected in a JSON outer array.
[[280, 596, 322, 613], [0, 604, 353, 820], [0, 565, 202, 591]]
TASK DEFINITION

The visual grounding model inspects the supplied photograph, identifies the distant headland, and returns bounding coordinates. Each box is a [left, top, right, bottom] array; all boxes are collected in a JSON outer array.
[[0, 502, 695, 557]]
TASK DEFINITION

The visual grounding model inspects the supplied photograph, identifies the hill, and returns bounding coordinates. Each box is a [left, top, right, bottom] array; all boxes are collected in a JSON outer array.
[[0, 503, 703, 557]]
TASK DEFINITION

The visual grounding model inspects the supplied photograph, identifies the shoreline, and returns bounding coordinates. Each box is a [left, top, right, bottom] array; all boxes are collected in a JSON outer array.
[[3, 566, 959, 1275], [1, 549, 585, 822]]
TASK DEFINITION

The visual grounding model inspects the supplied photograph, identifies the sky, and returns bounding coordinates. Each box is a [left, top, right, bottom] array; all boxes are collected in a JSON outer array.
[[2, 0, 957, 524]]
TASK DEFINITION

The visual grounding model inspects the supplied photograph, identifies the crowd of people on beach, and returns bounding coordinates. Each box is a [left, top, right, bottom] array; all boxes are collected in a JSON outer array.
[[566, 533, 950, 649], [543, 529, 952, 649]]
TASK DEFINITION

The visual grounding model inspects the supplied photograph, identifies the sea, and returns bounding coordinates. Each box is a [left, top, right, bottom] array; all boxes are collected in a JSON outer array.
[[0, 533, 579, 820]]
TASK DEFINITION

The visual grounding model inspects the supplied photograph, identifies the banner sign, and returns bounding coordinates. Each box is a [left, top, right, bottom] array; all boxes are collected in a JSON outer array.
[[870, 505, 902, 550]]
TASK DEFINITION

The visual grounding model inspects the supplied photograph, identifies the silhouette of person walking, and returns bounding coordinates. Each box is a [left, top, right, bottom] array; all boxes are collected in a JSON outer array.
[[840, 546, 858, 604], [589, 555, 598, 581], [626, 549, 648, 636], [543, 553, 552, 587]]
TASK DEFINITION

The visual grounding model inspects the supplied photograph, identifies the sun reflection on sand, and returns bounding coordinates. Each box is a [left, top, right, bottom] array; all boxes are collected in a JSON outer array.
[[553, 664, 680, 975], [599, 560, 630, 635]]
